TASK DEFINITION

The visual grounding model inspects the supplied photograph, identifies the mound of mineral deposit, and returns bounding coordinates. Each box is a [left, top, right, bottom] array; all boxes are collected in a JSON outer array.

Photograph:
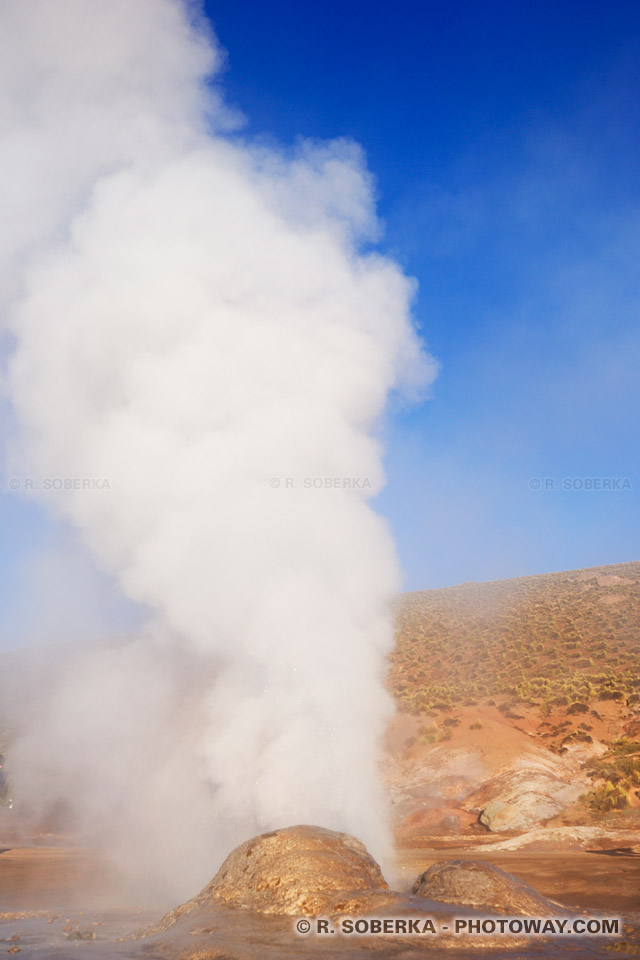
[[413, 859, 567, 916], [157, 825, 394, 928]]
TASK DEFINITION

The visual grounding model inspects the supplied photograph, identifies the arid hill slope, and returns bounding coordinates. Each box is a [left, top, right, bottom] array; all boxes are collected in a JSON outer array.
[[391, 561, 640, 717], [386, 562, 640, 838]]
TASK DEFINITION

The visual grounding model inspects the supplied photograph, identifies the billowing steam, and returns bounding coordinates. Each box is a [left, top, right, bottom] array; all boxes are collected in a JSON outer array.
[[0, 0, 435, 901]]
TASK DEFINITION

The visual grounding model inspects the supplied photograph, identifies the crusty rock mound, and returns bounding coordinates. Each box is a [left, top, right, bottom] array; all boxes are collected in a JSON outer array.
[[413, 860, 567, 916], [207, 824, 388, 915], [158, 825, 393, 926]]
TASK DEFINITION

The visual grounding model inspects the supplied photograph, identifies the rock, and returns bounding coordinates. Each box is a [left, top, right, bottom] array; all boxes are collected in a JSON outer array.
[[207, 824, 388, 915], [468, 768, 586, 831], [141, 831, 562, 957], [66, 929, 97, 941], [158, 825, 394, 925], [479, 797, 561, 832], [413, 859, 567, 915], [479, 800, 513, 831]]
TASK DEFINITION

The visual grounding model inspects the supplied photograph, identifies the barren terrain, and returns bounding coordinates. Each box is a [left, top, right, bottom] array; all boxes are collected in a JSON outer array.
[[386, 562, 640, 851], [1, 561, 639, 956]]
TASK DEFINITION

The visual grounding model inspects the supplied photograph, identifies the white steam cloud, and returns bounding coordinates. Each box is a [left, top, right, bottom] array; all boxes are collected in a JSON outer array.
[[0, 0, 435, 901]]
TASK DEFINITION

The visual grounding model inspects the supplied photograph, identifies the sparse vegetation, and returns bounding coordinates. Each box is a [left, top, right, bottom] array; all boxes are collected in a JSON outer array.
[[389, 563, 640, 726], [584, 781, 630, 812], [585, 739, 640, 794]]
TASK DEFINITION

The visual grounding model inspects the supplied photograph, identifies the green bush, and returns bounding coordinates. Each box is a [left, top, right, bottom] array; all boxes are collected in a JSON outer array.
[[584, 782, 629, 812]]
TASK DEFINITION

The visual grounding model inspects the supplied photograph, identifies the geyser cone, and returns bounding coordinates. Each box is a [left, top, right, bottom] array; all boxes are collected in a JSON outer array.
[[413, 860, 570, 917], [158, 825, 394, 923]]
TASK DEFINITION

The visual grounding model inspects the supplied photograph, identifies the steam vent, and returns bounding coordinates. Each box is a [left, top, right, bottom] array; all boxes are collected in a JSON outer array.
[[144, 826, 582, 958], [159, 825, 395, 924]]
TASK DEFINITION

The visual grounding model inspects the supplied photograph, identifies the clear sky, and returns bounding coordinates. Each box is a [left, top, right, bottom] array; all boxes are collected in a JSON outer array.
[[201, 0, 640, 589], [1, 0, 639, 648]]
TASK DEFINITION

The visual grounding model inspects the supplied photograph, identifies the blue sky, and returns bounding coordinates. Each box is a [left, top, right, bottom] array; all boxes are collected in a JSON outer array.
[[1, 0, 639, 647], [202, 0, 639, 589]]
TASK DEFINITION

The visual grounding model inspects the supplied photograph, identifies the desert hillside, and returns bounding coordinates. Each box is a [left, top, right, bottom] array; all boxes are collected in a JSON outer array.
[[386, 561, 640, 847]]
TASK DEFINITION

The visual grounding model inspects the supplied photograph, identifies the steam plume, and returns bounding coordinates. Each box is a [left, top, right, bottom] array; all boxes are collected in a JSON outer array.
[[0, 0, 435, 900]]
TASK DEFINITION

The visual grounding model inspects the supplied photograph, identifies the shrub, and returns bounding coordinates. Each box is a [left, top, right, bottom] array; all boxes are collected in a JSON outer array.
[[567, 701, 590, 715], [584, 782, 629, 812]]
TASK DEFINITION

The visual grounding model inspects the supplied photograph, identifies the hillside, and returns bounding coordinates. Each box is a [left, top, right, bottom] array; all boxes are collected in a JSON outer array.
[[392, 561, 640, 714], [386, 562, 640, 842]]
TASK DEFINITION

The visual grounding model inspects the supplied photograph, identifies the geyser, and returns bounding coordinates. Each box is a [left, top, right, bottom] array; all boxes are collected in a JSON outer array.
[[0, 0, 435, 898], [158, 825, 393, 922]]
